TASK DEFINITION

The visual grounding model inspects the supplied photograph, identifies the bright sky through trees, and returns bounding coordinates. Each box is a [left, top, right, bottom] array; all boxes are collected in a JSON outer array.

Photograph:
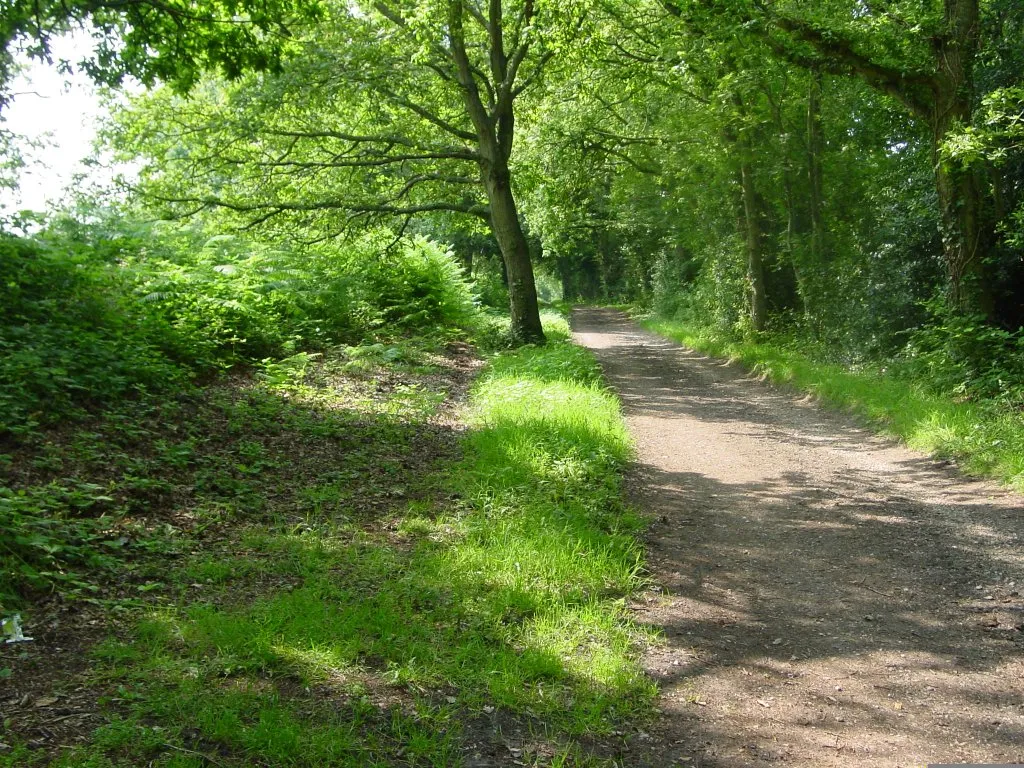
[[0, 34, 105, 215]]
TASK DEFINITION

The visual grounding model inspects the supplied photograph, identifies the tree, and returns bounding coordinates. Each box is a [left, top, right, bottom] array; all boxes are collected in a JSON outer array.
[[666, 0, 1004, 316], [0, 0, 322, 106], [112, 1, 571, 343]]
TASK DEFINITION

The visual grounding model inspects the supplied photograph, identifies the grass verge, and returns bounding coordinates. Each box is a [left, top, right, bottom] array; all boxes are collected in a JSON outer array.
[[643, 317, 1024, 490], [2, 316, 654, 767]]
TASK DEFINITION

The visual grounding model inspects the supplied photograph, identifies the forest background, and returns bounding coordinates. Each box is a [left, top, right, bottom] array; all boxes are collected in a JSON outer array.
[[1, 2, 1023, 764], [1, 0, 1021, 391], [1, 0, 1023, 585]]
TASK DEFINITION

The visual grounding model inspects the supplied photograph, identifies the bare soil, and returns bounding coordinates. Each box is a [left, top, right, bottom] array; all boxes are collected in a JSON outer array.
[[572, 308, 1024, 768]]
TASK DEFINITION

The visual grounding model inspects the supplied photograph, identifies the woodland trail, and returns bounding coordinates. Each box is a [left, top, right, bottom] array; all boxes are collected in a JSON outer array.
[[571, 308, 1024, 768]]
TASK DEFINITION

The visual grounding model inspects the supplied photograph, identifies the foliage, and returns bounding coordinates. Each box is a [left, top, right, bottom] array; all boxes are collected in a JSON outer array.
[[132, 229, 478, 360], [942, 85, 1024, 250], [0, 127, 27, 194], [359, 236, 480, 333], [0, 481, 122, 607], [0, 0, 323, 103], [0, 219, 479, 437], [651, 237, 746, 335], [942, 87, 1024, 167], [0, 231, 189, 436], [896, 301, 1024, 404], [2, 316, 653, 765]]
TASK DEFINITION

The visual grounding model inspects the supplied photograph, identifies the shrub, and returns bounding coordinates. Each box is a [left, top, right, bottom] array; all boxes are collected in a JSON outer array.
[[0, 219, 480, 437], [0, 234, 188, 435], [895, 300, 1024, 404], [352, 236, 478, 333]]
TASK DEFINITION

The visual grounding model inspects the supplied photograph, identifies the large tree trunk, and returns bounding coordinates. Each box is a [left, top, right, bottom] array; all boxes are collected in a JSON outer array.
[[445, 0, 546, 345], [930, 0, 994, 316], [482, 161, 545, 344], [780, 166, 812, 322], [931, 102, 993, 315], [933, 133, 991, 314], [807, 68, 825, 269], [557, 256, 573, 301], [768, 91, 807, 318], [740, 162, 768, 332]]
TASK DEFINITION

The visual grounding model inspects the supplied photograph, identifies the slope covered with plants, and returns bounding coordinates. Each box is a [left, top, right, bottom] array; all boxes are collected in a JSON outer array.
[[1, 211, 653, 764]]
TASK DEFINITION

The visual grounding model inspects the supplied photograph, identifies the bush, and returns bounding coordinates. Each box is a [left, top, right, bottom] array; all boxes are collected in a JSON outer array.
[[0, 235, 189, 435], [0, 219, 481, 437], [895, 300, 1024, 404], [353, 236, 478, 333], [129, 231, 478, 359], [652, 238, 746, 335]]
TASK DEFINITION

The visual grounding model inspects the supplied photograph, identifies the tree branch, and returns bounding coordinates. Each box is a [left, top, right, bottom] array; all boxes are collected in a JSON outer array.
[[767, 15, 936, 118], [263, 129, 479, 159], [510, 50, 554, 98], [350, 200, 490, 219], [447, 0, 493, 141], [388, 172, 480, 203], [499, 0, 536, 100], [587, 141, 660, 174], [465, 0, 488, 30], [147, 191, 491, 222], [487, 0, 507, 88], [378, 88, 478, 142], [373, 0, 461, 76], [211, 150, 480, 170]]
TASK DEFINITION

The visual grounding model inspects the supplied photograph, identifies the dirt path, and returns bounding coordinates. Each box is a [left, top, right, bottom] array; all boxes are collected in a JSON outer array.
[[572, 308, 1024, 768]]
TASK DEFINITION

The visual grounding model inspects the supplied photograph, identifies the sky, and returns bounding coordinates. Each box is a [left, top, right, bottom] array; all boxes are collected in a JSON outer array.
[[0, 34, 111, 215]]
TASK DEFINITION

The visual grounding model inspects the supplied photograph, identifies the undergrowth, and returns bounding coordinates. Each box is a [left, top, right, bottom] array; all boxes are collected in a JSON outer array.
[[0, 222, 478, 438], [643, 316, 1024, 489], [0, 220, 490, 609], [2, 314, 653, 767]]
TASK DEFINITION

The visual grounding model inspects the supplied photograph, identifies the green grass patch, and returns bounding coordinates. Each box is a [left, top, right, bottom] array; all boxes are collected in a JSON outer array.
[[11, 319, 653, 766], [471, 307, 573, 350], [643, 317, 1024, 489], [453, 340, 652, 719]]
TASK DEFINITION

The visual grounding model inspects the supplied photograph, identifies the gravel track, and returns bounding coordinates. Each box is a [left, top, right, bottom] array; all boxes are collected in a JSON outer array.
[[572, 307, 1024, 768]]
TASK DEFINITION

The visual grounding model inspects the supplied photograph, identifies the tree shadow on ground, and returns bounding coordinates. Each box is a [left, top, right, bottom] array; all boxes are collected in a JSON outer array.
[[1, 343, 667, 767], [572, 307, 1024, 767], [630, 464, 1024, 766]]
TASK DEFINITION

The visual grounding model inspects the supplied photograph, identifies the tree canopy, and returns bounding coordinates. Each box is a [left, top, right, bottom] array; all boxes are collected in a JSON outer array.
[[3, 0, 1023, 350], [0, 0, 323, 103]]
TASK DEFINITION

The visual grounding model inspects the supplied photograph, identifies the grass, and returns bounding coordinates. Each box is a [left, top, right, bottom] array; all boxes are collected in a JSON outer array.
[[643, 316, 1024, 490], [471, 307, 574, 350], [2, 315, 654, 767]]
